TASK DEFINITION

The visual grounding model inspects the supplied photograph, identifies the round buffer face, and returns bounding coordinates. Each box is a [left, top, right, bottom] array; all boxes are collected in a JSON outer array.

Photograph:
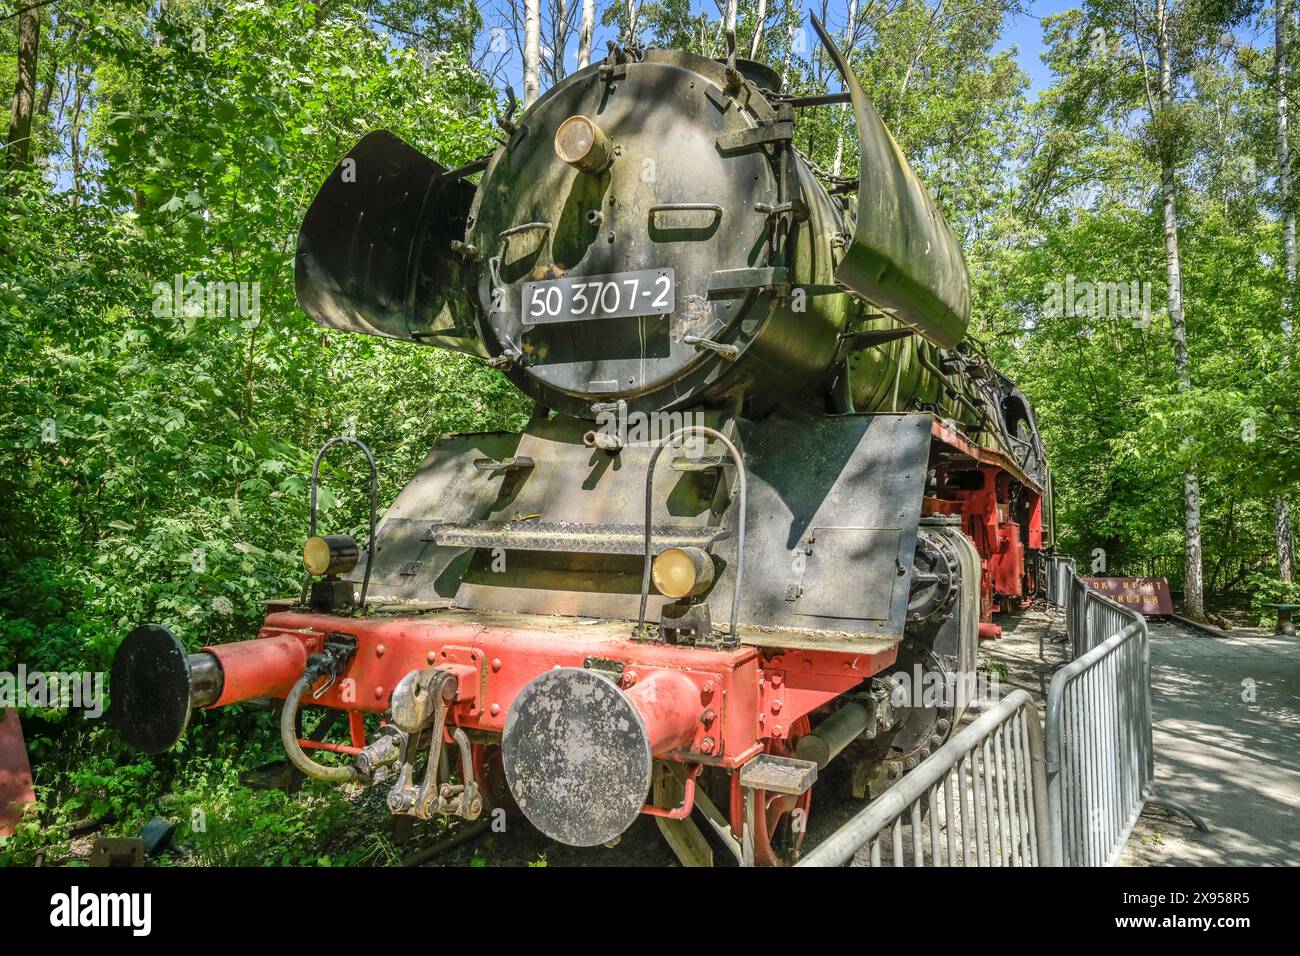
[[501, 667, 652, 847], [110, 624, 194, 754]]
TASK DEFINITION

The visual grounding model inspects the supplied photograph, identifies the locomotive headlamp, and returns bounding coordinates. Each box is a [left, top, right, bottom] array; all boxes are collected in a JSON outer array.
[[554, 115, 613, 174], [303, 534, 360, 577], [651, 546, 715, 599]]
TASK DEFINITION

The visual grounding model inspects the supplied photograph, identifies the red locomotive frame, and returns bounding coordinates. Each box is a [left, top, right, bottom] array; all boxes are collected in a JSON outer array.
[[190, 418, 1044, 864]]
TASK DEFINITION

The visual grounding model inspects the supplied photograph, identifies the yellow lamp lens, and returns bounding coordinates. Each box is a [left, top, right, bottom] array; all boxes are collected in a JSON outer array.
[[555, 116, 594, 163], [554, 115, 612, 173], [303, 535, 359, 576], [303, 536, 334, 575], [652, 548, 700, 599]]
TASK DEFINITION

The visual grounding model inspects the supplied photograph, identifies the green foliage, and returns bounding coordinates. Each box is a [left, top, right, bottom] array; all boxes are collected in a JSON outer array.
[[3, 0, 1298, 865], [1246, 573, 1300, 628], [0, 0, 528, 864]]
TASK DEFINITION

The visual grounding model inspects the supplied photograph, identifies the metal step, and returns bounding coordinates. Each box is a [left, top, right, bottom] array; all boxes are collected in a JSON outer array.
[[427, 521, 730, 555], [740, 754, 819, 795]]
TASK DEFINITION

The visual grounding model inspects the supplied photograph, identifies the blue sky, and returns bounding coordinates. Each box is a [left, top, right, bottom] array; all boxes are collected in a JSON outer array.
[[477, 1, 1078, 98], [999, 1, 1074, 94]]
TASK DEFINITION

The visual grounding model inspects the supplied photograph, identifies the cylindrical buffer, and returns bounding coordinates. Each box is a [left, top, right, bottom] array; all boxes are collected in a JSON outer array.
[[112, 625, 308, 753], [794, 701, 873, 769], [501, 667, 700, 847], [623, 670, 700, 755], [203, 634, 308, 708], [111, 624, 224, 754]]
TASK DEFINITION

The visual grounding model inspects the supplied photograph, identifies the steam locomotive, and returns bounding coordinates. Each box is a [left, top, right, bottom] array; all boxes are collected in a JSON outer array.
[[111, 19, 1052, 865]]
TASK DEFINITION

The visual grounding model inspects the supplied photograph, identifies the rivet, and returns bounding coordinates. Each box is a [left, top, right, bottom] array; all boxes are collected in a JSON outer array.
[[771, 700, 782, 714], [490, 703, 500, 717], [373, 686, 385, 700], [427, 650, 437, 663], [375, 643, 386, 657], [491, 657, 503, 672]]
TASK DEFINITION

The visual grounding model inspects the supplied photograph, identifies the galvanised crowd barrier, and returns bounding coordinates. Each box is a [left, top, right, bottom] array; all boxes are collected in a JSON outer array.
[[797, 690, 1049, 867], [1043, 560, 1207, 865], [798, 556, 1203, 866], [1045, 555, 1076, 606]]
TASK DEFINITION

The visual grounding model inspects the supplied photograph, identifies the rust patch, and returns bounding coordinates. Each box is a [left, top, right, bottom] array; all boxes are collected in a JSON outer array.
[[671, 294, 714, 342]]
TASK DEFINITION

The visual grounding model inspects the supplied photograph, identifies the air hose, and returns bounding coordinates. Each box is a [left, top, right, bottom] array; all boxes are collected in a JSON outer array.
[[280, 652, 358, 784]]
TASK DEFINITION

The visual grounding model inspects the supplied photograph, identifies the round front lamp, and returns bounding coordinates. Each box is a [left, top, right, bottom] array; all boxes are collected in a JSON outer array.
[[554, 115, 613, 174], [651, 546, 716, 599], [303, 534, 359, 577]]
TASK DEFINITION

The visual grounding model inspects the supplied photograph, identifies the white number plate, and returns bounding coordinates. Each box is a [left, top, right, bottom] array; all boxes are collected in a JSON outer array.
[[522, 268, 675, 324]]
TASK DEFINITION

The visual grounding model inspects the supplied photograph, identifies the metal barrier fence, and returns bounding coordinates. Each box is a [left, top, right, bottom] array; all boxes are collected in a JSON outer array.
[[1045, 612, 1152, 864], [1045, 555, 1076, 606], [795, 555, 1203, 867], [797, 690, 1049, 867], [1043, 556, 1206, 865]]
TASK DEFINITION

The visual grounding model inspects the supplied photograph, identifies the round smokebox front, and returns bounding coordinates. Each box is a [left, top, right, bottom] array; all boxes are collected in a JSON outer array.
[[501, 667, 653, 847]]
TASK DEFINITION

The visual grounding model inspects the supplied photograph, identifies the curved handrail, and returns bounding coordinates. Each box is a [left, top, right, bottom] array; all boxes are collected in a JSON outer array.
[[635, 426, 747, 644], [300, 436, 379, 613]]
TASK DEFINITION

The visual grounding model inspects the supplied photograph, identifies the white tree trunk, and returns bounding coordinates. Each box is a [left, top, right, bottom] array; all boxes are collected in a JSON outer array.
[[626, 0, 639, 42], [832, 0, 860, 178], [524, 0, 541, 106], [1278, 0, 1296, 582], [578, 0, 595, 69], [750, 0, 769, 59], [1156, 0, 1205, 618], [781, 17, 794, 88]]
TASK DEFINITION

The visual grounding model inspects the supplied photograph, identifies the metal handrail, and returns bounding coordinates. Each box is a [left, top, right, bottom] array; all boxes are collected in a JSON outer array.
[[1044, 618, 1147, 866], [300, 436, 379, 613], [797, 689, 1049, 867], [636, 425, 747, 644]]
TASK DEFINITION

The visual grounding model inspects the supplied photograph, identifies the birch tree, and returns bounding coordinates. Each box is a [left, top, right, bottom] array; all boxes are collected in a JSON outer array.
[[1151, 0, 1206, 618], [751, 0, 769, 58], [832, 0, 859, 177], [578, 0, 595, 68], [524, 0, 541, 106], [1277, 0, 1296, 582]]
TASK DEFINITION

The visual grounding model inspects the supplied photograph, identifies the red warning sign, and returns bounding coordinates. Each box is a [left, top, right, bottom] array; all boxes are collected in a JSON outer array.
[[1080, 577, 1174, 616]]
